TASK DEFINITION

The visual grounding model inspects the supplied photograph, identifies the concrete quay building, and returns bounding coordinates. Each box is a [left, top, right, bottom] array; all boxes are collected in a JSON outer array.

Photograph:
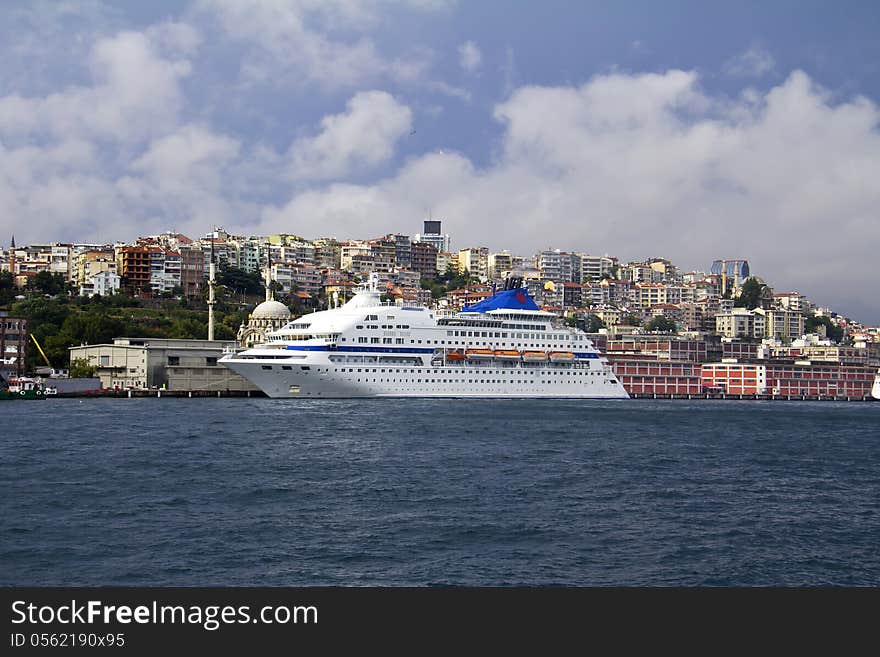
[[69, 338, 258, 392]]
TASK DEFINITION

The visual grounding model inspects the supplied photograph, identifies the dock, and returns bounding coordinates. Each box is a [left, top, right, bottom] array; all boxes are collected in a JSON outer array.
[[55, 389, 267, 399], [628, 392, 876, 402]]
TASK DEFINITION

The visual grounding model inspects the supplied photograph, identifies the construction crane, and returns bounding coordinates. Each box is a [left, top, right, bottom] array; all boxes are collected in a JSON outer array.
[[30, 334, 53, 369]]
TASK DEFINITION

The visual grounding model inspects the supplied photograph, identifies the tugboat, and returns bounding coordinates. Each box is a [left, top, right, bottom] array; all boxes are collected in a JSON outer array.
[[0, 376, 49, 400]]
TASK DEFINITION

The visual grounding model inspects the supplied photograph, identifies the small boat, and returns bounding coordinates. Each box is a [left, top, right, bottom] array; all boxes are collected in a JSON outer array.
[[1, 377, 49, 400], [465, 348, 495, 360], [446, 351, 466, 361], [521, 351, 548, 362], [872, 369, 880, 401], [494, 350, 521, 360], [549, 351, 576, 363]]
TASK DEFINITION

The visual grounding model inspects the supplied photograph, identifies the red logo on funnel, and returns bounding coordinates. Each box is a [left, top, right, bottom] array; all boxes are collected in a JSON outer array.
[[515, 292, 526, 304]]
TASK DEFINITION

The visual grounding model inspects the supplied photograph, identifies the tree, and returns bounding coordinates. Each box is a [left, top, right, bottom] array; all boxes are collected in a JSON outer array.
[[645, 315, 677, 333], [31, 271, 68, 296], [70, 358, 97, 378], [736, 277, 765, 310], [805, 313, 844, 343], [169, 317, 206, 339], [0, 270, 14, 306], [567, 313, 606, 333], [621, 313, 642, 327], [213, 323, 236, 340], [217, 265, 264, 296]]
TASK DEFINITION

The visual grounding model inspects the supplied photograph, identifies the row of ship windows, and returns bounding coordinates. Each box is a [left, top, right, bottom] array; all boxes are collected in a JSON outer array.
[[356, 324, 411, 330], [275, 334, 575, 346], [349, 338, 579, 350], [273, 373, 614, 385], [263, 365, 605, 378], [441, 320, 547, 330], [327, 358, 595, 369], [351, 328, 582, 341]]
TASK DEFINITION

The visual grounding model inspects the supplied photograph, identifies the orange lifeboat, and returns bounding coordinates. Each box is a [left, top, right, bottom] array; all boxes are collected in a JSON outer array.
[[446, 351, 466, 361], [521, 350, 548, 362], [465, 348, 495, 360], [549, 351, 576, 363], [494, 349, 521, 361]]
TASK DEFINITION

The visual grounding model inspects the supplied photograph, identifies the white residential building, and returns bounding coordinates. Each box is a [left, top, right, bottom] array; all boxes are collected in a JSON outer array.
[[90, 271, 121, 297]]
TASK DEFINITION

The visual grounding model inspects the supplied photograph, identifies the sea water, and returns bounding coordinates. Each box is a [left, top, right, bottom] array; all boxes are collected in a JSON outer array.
[[2, 398, 878, 585]]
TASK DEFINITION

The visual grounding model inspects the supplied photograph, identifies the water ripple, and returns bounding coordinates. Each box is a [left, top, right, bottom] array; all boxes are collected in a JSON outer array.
[[1, 398, 879, 586]]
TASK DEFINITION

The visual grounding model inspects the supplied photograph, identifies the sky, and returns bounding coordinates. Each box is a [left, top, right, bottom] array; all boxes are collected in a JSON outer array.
[[1, 0, 879, 323]]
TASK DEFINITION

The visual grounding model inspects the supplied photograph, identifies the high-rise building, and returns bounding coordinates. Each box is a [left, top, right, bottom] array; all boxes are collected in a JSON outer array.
[[339, 241, 371, 271], [435, 251, 455, 275], [180, 246, 206, 298], [313, 238, 341, 269], [0, 311, 28, 379], [488, 251, 513, 280], [410, 241, 438, 279], [537, 249, 577, 283], [457, 247, 489, 280], [413, 219, 451, 253], [117, 246, 152, 293], [578, 255, 616, 281], [76, 250, 118, 296], [755, 308, 805, 343], [715, 308, 765, 339], [390, 234, 411, 270]]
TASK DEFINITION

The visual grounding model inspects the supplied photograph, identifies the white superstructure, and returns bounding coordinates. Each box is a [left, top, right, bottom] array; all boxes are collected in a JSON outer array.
[[220, 278, 629, 399]]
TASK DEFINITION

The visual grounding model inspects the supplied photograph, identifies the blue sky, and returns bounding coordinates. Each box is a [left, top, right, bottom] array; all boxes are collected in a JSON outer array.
[[1, 1, 879, 322]]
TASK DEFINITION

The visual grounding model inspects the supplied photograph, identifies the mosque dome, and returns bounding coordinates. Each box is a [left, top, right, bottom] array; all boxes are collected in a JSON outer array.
[[251, 300, 292, 320]]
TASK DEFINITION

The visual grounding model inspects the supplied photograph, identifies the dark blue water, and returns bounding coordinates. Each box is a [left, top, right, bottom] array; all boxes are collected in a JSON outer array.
[[2, 399, 879, 586]]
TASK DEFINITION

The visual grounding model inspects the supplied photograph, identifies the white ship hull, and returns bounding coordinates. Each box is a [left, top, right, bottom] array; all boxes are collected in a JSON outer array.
[[221, 279, 629, 400], [872, 370, 880, 400], [222, 354, 629, 399]]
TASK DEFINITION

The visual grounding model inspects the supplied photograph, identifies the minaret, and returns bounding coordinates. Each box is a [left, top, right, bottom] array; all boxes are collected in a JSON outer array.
[[8, 235, 16, 282], [264, 247, 273, 302], [721, 259, 728, 297], [207, 239, 216, 341]]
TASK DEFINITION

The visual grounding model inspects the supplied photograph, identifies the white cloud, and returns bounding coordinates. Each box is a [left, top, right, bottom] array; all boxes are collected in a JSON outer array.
[[146, 21, 203, 57], [257, 70, 880, 322], [502, 46, 517, 97], [0, 137, 126, 242], [458, 41, 482, 72], [1, 16, 878, 325], [724, 46, 776, 78], [289, 91, 413, 180], [132, 124, 240, 181], [199, 0, 447, 90], [0, 30, 192, 143]]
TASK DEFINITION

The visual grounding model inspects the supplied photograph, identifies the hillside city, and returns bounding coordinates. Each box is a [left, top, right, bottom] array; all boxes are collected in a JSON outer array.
[[2, 220, 879, 399]]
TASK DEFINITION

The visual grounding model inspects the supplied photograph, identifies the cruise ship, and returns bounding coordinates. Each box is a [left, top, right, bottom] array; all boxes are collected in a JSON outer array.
[[220, 276, 629, 399]]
